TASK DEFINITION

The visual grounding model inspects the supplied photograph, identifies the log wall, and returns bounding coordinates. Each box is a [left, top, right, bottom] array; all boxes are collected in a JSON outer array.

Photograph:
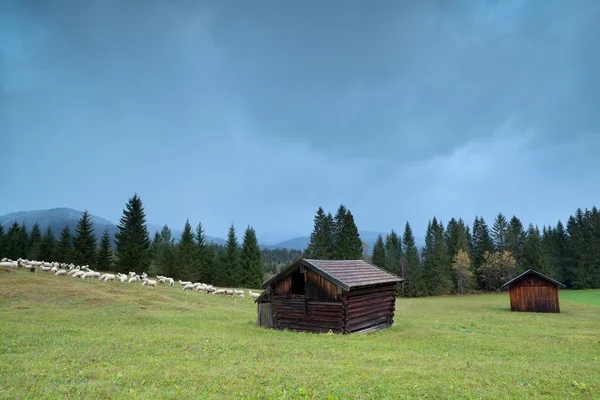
[[509, 275, 560, 313], [342, 284, 397, 333], [271, 296, 345, 333]]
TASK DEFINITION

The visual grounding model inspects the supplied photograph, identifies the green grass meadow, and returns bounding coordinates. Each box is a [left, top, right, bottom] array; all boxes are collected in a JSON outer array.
[[1, 268, 599, 399]]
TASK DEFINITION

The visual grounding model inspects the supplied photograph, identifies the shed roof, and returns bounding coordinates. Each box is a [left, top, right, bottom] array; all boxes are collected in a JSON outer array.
[[501, 269, 566, 289], [261, 258, 403, 291]]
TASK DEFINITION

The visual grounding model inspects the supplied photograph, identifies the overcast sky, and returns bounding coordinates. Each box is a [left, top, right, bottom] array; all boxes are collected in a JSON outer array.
[[1, 0, 599, 241]]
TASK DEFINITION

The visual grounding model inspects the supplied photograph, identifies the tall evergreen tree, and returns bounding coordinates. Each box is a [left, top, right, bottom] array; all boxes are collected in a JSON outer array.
[[507, 216, 526, 272], [72, 210, 97, 267], [371, 235, 386, 269], [176, 219, 197, 281], [422, 218, 452, 295], [240, 226, 264, 288], [304, 207, 335, 259], [96, 228, 113, 271], [19, 222, 29, 258], [28, 222, 42, 260], [491, 213, 510, 252], [446, 218, 470, 259], [471, 215, 494, 288], [384, 230, 402, 274], [217, 224, 240, 286], [57, 225, 74, 264], [38, 226, 56, 262], [344, 210, 363, 259], [195, 222, 214, 283], [523, 224, 548, 275], [402, 222, 426, 297], [114, 193, 151, 273], [152, 225, 177, 278], [333, 204, 349, 259]]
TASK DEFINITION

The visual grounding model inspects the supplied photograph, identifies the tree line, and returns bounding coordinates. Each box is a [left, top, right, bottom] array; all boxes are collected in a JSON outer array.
[[367, 208, 600, 296], [0, 194, 266, 288]]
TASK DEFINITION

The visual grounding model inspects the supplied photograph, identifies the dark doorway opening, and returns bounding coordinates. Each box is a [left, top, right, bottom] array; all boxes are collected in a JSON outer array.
[[291, 270, 305, 295]]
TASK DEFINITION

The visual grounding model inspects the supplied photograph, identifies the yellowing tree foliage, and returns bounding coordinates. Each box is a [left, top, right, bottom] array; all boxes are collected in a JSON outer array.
[[478, 250, 517, 291], [452, 249, 473, 294]]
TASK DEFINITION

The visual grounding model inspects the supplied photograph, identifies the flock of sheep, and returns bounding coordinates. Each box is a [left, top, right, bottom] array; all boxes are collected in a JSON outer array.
[[0, 257, 261, 299]]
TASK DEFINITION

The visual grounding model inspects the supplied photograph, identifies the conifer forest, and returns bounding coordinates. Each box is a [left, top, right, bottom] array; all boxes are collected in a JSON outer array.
[[1, 193, 599, 294]]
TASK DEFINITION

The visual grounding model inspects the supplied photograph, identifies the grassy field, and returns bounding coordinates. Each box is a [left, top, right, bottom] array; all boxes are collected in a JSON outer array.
[[1, 268, 599, 399]]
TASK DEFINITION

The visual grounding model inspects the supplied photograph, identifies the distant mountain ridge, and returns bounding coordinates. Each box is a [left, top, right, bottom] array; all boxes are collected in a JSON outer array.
[[0, 208, 424, 252]]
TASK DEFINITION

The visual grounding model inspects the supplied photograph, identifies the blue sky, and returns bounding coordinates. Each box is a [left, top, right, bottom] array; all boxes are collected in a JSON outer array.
[[1, 0, 599, 242]]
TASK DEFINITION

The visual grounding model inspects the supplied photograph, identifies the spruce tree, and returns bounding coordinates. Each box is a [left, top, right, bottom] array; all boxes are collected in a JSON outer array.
[[28, 222, 42, 260], [384, 230, 402, 274], [333, 205, 348, 259], [97, 228, 113, 271], [507, 216, 526, 272], [304, 207, 327, 259], [57, 225, 74, 264], [491, 213, 510, 252], [39, 226, 56, 262], [344, 210, 363, 259], [19, 222, 29, 258], [114, 193, 151, 273], [5, 222, 22, 260], [446, 218, 470, 259], [176, 219, 197, 281], [152, 225, 176, 278], [241, 226, 264, 288], [195, 222, 214, 283], [72, 210, 97, 267], [422, 218, 452, 295], [403, 222, 426, 297], [471, 215, 494, 288], [371, 235, 386, 268], [523, 224, 548, 275], [217, 224, 240, 286]]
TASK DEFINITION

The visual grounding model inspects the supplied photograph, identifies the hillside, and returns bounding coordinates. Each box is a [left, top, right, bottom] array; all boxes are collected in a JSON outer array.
[[1, 269, 598, 398]]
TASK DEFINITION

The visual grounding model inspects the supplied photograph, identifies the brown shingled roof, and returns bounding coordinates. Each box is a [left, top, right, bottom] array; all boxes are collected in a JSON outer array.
[[261, 258, 402, 291]]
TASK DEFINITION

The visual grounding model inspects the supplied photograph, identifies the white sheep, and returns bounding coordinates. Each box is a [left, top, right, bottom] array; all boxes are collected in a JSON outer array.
[[182, 284, 195, 291], [72, 271, 85, 278], [55, 269, 67, 276], [142, 279, 156, 288], [0, 261, 17, 269], [164, 277, 174, 286], [248, 289, 260, 299], [178, 280, 192, 287], [212, 289, 225, 295], [128, 276, 139, 284], [99, 274, 116, 282]]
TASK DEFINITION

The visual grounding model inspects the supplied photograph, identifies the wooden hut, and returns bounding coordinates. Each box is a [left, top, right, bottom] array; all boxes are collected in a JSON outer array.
[[255, 258, 403, 334], [501, 269, 566, 313]]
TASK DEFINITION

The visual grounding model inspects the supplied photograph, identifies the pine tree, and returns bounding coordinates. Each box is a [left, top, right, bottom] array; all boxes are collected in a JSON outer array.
[[175, 219, 196, 281], [403, 222, 426, 297], [471, 215, 494, 289], [384, 230, 402, 274], [72, 210, 97, 267], [57, 225, 74, 264], [304, 207, 331, 259], [507, 216, 526, 272], [217, 224, 240, 286], [38, 226, 56, 262], [333, 204, 348, 259], [523, 224, 548, 275], [114, 193, 151, 273], [422, 218, 452, 295], [491, 213, 510, 252], [195, 222, 214, 283], [371, 235, 386, 268], [28, 222, 42, 260], [152, 225, 177, 278], [446, 218, 470, 259], [241, 226, 264, 288], [344, 210, 363, 259], [97, 228, 113, 271]]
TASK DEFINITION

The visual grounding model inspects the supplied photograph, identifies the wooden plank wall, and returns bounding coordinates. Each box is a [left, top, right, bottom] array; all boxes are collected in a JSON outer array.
[[274, 276, 292, 295], [509, 276, 560, 313], [305, 269, 339, 300], [342, 284, 397, 333], [257, 302, 275, 328]]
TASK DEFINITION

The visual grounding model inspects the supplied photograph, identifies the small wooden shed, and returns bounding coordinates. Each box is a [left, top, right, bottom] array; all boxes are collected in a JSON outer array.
[[255, 258, 403, 334], [501, 269, 566, 313]]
